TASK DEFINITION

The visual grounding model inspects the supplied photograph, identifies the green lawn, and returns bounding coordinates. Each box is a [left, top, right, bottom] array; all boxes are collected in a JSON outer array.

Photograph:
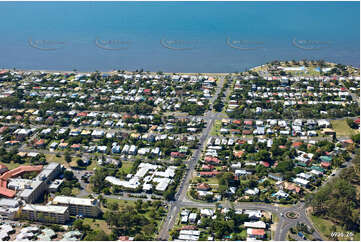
[[83, 218, 112, 234], [331, 119, 359, 138], [45, 154, 68, 166], [210, 120, 221, 136], [72, 188, 80, 196], [1, 161, 31, 170], [119, 161, 133, 174], [86, 159, 98, 171], [47, 153, 98, 171], [104, 198, 135, 210], [201, 176, 219, 185]]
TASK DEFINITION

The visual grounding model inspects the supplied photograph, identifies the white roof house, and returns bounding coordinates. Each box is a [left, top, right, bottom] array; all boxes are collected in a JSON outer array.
[[92, 130, 104, 137], [178, 230, 200, 241], [189, 213, 197, 222], [200, 208, 214, 217], [244, 221, 267, 229], [244, 210, 262, 219], [293, 177, 310, 187], [245, 188, 259, 196]]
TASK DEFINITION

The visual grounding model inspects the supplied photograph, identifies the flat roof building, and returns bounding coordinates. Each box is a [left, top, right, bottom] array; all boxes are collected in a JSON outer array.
[[52, 196, 101, 218], [19, 180, 46, 204], [19, 163, 62, 203], [21, 204, 69, 224]]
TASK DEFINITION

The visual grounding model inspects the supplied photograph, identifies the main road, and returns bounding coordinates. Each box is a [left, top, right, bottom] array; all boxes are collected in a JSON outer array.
[[157, 76, 226, 240]]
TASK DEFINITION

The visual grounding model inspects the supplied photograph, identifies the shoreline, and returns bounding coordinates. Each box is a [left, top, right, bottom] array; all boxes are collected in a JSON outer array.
[[2, 61, 359, 76], [2, 68, 231, 76]]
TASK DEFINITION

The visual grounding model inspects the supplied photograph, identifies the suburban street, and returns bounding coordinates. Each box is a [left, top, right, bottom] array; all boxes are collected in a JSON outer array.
[[157, 76, 226, 240]]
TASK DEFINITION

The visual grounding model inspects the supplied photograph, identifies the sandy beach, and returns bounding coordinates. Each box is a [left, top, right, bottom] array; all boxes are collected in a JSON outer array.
[[3, 68, 231, 76]]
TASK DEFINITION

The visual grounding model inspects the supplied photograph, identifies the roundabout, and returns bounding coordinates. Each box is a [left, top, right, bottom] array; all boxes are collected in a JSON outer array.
[[286, 211, 300, 219]]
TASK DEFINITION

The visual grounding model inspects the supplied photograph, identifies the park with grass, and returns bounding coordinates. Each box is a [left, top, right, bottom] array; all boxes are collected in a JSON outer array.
[[331, 119, 359, 138]]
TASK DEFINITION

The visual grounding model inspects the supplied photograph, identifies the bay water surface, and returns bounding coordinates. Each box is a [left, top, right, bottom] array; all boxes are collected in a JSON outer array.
[[0, 1, 359, 72]]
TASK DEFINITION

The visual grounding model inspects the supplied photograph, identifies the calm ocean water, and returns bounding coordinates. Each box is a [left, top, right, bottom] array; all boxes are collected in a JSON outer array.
[[0, 1, 359, 72]]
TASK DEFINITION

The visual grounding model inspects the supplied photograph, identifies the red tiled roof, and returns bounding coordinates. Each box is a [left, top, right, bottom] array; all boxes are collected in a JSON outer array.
[[251, 229, 265, 236], [0, 187, 16, 198], [197, 183, 211, 191], [0, 126, 8, 134], [321, 162, 331, 168], [77, 112, 88, 117], [35, 139, 45, 146], [199, 171, 220, 177], [122, 114, 132, 119], [118, 236, 130, 241], [284, 182, 301, 193], [342, 139, 354, 144], [244, 120, 253, 125], [8, 141, 20, 144], [0, 165, 43, 181], [292, 142, 303, 148], [0, 165, 43, 198], [171, 152, 185, 158], [204, 157, 220, 164], [233, 151, 244, 158], [232, 120, 241, 125], [181, 225, 197, 230]]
